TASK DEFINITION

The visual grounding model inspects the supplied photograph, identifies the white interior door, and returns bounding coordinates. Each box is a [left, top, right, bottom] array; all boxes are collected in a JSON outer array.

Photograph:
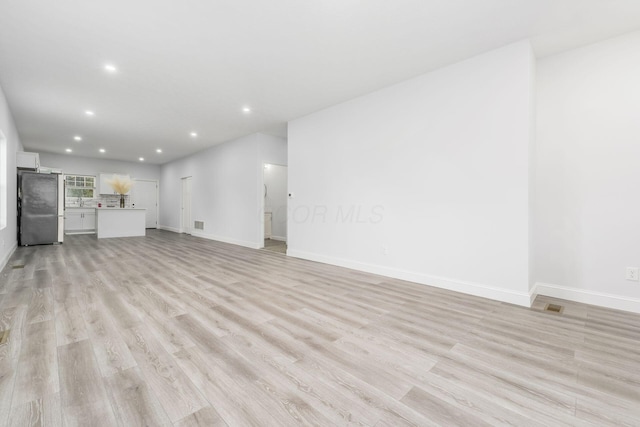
[[181, 176, 192, 234], [132, 179, 158, 228]]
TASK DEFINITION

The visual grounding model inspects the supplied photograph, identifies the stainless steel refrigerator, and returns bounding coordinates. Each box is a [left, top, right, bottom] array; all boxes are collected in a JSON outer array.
[[18, 171, 64, 245]]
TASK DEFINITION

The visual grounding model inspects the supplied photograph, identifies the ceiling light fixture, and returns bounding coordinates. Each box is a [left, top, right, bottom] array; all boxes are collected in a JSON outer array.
[[65, 148, 72, 153], [99, 148, 106, 153], [242, 107, 251, 113], [139, 157, 144, 162], [74, 136, 82, 141], [156, 149, 162, 153], [104, 64, 117, 73], [85, 110, 95, 116], [190, 132, 198, 138]]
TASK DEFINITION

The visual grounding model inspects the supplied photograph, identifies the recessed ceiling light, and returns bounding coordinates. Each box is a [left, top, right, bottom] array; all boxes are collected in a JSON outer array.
[[85, 110, 95, 116], [99, 148, 106, 153], [65, 148, 72, 153], [74, 136, 82, 141], [156, 148, 162, 153], [190, 132, 198, 137], [139, 157, 144, 162], [104, 64, 117, 73], [242, 107, 251, 113]]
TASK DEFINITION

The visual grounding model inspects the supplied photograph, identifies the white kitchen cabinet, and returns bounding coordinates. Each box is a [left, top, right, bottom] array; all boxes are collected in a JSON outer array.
[[65, 209, 96, 233], [65, 212, 83, 231], [16, 151, 40, 170], [96, 208, 145, 238], [83, 211, 96, 230], [99, 173, 131, 195]]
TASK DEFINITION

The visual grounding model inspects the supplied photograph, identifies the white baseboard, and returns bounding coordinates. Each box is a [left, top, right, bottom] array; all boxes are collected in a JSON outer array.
[[0, 241, 18, 272], [528, 283, 539, 306], [534, 282, 640, 314], [158, 225, 181, 233], [191, 230, 261, 250], [287, 249, 531, 307], [269, 235, 287, 242]]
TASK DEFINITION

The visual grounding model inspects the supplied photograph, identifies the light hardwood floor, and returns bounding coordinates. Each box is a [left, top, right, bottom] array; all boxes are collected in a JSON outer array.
[[0, 230, 639, 426]]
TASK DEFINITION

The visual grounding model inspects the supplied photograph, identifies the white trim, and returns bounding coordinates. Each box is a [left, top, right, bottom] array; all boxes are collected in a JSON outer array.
[[534, 282, 640, 314], [191, 230, 261, 249], [0, 241, 17, 271], [287, 249, 531, 307], [270, 235, 287, 242], [158, 225, 181, 233], [529, 282, 539, 306]]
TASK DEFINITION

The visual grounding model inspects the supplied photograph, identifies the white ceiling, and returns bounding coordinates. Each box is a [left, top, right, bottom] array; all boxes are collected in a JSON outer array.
[[1, 0, 640, 165]]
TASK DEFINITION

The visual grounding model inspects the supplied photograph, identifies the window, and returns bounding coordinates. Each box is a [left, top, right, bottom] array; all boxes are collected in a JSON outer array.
[[0, 131, 6, 230], [65, 175, 95, 200]]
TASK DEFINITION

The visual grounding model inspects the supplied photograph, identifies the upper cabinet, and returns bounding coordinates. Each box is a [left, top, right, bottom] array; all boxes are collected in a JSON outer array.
[[99, 173, 131, 195], [16, 152, 40, 170]]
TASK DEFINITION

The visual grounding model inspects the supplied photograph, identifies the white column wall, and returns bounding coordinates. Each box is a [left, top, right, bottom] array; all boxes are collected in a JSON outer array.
[[288, 41, 535, 305], [535, 31, 640, 312]]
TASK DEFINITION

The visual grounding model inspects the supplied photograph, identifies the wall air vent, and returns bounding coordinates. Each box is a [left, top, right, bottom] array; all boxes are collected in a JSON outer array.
[[194, 221, 204, 230]]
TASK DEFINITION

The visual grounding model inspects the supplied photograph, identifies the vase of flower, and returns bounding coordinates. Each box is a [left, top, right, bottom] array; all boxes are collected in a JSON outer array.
[[106, 175, 134, 209]]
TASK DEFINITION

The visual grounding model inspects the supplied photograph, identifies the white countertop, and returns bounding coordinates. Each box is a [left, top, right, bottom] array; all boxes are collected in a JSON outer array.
[[67, 207, 146, 210], [96, 207, 146, 211]]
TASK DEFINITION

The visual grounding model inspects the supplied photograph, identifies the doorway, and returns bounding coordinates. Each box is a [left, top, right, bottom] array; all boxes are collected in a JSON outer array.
[[262, 163, 287, 253], [131, 179, 158, 228], [181, 176, 192, 234]]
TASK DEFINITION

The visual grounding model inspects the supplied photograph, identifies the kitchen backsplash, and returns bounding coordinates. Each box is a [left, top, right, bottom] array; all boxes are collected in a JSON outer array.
[[66, 194, 131, 208]]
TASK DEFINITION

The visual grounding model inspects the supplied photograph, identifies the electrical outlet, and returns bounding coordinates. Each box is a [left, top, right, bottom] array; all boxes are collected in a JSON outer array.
[[382, 246, 389, 255], [626, 267, 639, 281]]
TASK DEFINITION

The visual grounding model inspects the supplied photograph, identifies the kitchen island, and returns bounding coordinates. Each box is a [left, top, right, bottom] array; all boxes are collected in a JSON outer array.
[[95, 207, 146, 239]]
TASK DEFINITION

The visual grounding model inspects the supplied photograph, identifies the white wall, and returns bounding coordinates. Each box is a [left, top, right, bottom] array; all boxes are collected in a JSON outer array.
[[38, 152, 161, 181], [160, 133, 286, 249], [264, 164, 288, 240], [288, 41, 535, 306], [535, 31, 640, 312], [0, 83, 23, 270]]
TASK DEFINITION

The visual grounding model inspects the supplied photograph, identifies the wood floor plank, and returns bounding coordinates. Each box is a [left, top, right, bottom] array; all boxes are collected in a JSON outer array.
[[173, 406, 227, 427], [121, 324, 208, 423], [8, 393, 62, 427], [219, 324, 383, 426], [25, 284, 54, 323], [78, 284, 138, 377], [173, 345, 293, 427], [54, 296, 88, 346], [0, 230, 638, 426], [265, 318, 415, 401], [57, 339, 118, 426], [0, 323, 20, 426], [400, 385, 494, 426], [12, 320, 59, 406], [103, 366, 172, 426]]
